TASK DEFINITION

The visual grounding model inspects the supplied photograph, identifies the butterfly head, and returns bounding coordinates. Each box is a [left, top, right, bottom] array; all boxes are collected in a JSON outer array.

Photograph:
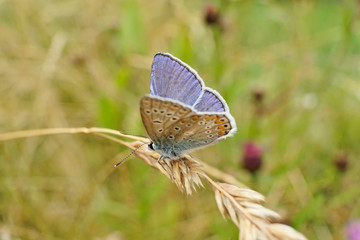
[[147, 140, 181, 160], [148, 141, 155, 151]]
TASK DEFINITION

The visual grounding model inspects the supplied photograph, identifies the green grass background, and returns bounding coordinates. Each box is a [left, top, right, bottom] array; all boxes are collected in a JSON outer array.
[[1, 0, 360, 239]]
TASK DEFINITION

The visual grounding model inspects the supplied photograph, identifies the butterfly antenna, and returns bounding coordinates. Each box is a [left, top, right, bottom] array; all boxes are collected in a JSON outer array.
[[114, 142, 148, 167]]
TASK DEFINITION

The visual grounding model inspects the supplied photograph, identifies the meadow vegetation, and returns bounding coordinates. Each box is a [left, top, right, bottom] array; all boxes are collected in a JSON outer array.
[[1, 0, 360, 239]]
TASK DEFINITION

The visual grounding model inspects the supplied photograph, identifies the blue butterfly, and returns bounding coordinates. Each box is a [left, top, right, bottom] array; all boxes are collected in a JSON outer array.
[[140, 53, 237, 161]]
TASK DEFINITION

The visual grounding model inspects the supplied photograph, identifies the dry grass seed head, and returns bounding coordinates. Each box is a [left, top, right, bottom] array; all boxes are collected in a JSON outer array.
[[129, 140, 205, 195]]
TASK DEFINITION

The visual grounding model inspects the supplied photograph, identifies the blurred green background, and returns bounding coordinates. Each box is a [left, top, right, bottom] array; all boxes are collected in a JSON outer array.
[[1, 0, 360, 239]]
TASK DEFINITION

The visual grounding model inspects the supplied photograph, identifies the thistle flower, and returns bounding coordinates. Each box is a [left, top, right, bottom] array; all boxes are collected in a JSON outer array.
[[334, 151, 349, 172], [242, 141, 263, 174], [347, 220, 360, 240], [204, 3, 220, 26], [252, 88, 265, 104], [251, 88, 266, 116]]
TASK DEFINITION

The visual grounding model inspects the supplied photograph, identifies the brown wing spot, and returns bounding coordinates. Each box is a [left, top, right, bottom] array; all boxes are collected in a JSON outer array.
[[181, 119, 188, 123], [219, 131, 225, 136], [192, 116, 199, 121], [217, 125, 226, 130]]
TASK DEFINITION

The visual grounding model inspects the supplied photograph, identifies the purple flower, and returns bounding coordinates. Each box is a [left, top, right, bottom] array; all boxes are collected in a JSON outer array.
[[252, 88, 265, 104], [334, 151, 349, 172], [347, 220, 360, 240], [242, 142, 263, 173], [204, 3, 220, 25]]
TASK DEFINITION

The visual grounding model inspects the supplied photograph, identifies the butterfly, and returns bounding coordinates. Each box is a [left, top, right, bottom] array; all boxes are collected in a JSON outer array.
[[140, 53, 237, 162]]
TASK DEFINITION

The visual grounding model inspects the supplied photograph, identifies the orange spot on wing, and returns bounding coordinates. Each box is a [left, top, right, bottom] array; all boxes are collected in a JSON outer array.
[[204, 116, 210, 120], [219, 131, 225, 136], [170, 106, 177, 110], [217, 125, 226, 130], [211, 116, 217, 120], [192, 117, 199, 121], [179, 110, 186, 114], [181, 119, 188, 123], [215, 119, 222, 124]]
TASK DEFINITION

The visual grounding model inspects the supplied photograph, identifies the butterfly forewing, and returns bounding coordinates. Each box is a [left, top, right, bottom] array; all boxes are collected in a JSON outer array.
[[150, 53, 204, 106], [140, 95, 194, 145]]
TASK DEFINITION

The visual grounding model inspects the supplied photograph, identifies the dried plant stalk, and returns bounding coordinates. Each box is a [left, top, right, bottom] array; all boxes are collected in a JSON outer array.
[[0, 127, 307, 240]]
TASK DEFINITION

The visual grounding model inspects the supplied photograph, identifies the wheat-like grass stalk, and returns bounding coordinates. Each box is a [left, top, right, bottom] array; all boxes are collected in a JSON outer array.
[[0, 128, 307, 240]]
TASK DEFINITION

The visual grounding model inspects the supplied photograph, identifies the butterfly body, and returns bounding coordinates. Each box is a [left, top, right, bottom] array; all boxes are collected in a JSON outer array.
[[140, 53, 237, 161]]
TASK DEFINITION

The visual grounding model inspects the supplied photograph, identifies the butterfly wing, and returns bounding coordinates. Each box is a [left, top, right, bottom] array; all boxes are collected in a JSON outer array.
[[150, 53, 204, 106], [166, 109, 235, 152], [140, 95, 194, 145], [140, 95, 235, 155], [194, 88, 227, 112]]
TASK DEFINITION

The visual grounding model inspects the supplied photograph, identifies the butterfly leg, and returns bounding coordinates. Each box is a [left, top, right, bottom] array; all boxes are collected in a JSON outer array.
[[157, 156, 174, 179], [157, 156, 168, 172]]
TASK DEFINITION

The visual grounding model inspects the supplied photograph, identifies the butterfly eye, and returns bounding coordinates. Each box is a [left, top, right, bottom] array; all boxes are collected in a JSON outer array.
[[148, 142, 154, 150]]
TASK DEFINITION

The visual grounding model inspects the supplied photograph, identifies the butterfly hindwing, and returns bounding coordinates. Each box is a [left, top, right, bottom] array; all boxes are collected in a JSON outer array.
[[168, 112, 234, 152], [140, 95, 234, 154]]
